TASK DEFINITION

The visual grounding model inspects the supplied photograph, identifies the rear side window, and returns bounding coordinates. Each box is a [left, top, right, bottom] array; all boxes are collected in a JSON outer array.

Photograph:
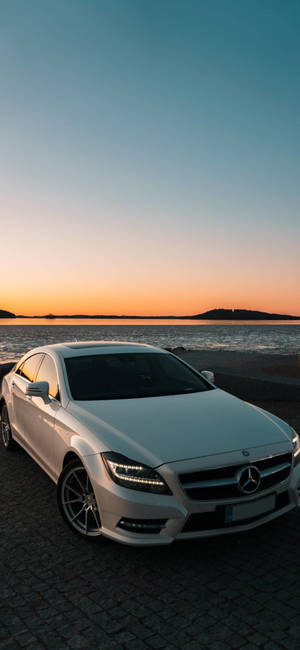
[[16, 354, 44, 382], [36, 355, 60, 400]]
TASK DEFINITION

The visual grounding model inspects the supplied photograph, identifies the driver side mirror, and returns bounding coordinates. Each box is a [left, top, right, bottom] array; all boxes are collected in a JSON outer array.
[[26, 381, 50, 403], [201, 370, 215, 384]]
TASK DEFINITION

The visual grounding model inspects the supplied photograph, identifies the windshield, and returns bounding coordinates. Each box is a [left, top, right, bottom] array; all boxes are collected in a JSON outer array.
[[64, 352, 213, 401]]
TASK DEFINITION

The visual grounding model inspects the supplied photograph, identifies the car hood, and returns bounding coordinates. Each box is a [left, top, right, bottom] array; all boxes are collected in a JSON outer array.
[[68, 388, 292, 466]]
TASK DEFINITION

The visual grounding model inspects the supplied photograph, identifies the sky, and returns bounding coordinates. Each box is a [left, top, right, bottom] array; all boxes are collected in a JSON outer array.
[[1, 0, 299, 316]]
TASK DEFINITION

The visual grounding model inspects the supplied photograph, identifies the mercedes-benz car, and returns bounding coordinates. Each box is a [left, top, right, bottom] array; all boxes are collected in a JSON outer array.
[[1, 341, 299, 545]]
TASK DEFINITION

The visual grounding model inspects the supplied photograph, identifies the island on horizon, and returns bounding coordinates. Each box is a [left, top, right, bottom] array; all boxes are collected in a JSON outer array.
[[1, 308, 300, 320]]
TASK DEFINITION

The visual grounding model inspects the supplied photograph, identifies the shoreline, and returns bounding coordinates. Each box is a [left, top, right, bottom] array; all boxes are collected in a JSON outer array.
[[175, 349, 300, 378]]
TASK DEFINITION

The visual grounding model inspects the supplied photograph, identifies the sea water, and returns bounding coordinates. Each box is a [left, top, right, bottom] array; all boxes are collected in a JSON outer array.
[[0, 319, 299, 363]]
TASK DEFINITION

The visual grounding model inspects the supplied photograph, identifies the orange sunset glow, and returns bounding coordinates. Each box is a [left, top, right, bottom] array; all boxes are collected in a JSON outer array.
[[2, 202, 299, 317], [2, 218, 299, 317]]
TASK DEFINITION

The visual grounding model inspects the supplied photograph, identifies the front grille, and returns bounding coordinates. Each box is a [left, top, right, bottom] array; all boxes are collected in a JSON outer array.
[[182, 491, 290, 532], [179, 452, 292, 500]]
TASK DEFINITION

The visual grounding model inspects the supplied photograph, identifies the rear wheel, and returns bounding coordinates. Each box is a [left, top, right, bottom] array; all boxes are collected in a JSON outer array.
[[57, 459, 103, 539], [1, 404, 15, 450]]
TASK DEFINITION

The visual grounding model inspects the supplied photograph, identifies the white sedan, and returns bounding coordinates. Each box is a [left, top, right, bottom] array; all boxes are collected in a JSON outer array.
[[1, 341, 300, 545]]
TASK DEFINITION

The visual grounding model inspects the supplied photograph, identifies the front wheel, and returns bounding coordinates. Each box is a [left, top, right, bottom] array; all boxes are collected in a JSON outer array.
[[57, 459, 103, 539], [1, 404, 15, 450]]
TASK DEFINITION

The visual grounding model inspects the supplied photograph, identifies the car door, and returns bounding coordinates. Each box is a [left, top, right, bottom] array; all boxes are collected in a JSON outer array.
[[28, 353, 62, 478], [11, 353, 45, 446]]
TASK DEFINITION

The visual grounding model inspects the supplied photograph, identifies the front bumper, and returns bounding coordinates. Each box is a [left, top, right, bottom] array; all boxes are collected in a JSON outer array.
[[88, 443, 300, 546]]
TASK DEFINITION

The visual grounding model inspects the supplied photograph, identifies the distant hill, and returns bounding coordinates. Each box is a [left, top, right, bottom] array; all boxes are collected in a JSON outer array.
[[0, 309, 15, 319], [191, 309, 300, 320], [2, 307, 299, 320]]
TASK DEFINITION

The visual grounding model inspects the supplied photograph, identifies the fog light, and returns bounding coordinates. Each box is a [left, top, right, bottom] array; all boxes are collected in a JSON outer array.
[[117, 518, 167, 534]]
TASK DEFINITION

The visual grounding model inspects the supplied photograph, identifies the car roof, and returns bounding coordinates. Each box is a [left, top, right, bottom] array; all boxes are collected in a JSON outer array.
[[26, 341, 167, 359]]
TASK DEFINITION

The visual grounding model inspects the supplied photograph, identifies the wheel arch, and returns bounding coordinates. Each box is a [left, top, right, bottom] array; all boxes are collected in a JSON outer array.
[[0, 397, 6, 416], [57, 455, 103, 538], [62, 450, 82, 468], [61, 436, 101, 472]]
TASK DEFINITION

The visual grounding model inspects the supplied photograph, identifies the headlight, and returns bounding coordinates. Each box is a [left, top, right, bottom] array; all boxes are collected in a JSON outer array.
[[101, 451, 172, 494], [291, 427, 300, 457]]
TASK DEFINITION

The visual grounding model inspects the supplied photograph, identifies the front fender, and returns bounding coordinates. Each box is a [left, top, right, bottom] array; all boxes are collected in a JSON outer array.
[[61, 442, 105, 497]]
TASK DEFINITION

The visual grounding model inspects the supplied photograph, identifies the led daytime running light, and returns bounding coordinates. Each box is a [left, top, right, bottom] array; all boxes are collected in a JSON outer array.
[[109, 461, 165, 486], [111, 462, 144, 471], [101, 452, 172, 494]]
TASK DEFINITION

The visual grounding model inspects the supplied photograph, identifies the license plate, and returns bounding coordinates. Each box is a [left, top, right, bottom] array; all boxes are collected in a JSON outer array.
[[225, 494, 276, 523]]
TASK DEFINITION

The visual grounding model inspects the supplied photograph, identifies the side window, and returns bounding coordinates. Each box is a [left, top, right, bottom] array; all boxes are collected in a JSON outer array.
[[36, 355, 60, 400], [16, 362, 25, 376], [16, 354, 44, 382]]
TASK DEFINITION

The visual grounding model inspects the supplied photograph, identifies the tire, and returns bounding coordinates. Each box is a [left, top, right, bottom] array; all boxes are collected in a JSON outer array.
[[1, 404, 15, 450], [57, 459, 104, 539]]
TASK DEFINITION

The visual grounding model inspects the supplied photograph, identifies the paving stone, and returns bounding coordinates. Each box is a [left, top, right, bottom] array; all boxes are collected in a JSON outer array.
[[2, 440, 300, 650], [224, 634, 246, 648], [0, 642, 20, 650], [68, 634, 91, 648], [147, 636, 171, 649], [123, 640, 149, 650]]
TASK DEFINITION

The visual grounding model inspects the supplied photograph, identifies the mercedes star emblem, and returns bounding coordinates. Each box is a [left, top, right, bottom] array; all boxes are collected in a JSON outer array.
[[236, 465, 261, 494]]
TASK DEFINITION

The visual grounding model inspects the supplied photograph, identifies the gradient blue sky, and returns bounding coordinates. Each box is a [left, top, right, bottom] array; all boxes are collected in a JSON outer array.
[[1, 0, 300, 315]]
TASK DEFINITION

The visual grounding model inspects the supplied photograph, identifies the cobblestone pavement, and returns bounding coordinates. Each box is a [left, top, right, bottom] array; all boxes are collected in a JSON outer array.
[[1, 438, 300, 650]]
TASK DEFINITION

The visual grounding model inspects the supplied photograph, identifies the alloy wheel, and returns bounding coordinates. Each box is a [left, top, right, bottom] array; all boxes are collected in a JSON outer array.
[[60, 463, 102, 537], [1, 406, 14, 449]]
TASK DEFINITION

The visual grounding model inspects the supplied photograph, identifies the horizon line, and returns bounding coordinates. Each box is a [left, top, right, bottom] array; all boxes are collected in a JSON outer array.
[[1, 307, 300, 320]]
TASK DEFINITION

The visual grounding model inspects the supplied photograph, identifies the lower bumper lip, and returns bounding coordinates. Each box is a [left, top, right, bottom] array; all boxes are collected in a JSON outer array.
[[99, 501, 297, 546]]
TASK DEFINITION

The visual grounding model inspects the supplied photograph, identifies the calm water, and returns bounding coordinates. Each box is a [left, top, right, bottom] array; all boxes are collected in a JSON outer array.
[[0, 319, 299, 363]]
